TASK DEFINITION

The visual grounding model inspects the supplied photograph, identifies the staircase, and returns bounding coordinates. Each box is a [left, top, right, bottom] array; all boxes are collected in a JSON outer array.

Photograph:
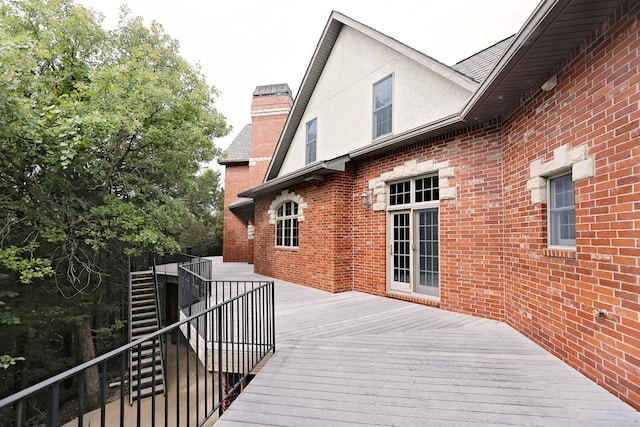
[[129, 270, 165, 403]]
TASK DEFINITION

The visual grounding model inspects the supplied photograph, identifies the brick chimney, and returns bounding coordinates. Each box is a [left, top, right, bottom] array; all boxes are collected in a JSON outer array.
[[249, 84, 293, 182]]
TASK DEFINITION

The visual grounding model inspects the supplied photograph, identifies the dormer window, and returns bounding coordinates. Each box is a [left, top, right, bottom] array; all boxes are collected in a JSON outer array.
[[373, 75, 393, 139]]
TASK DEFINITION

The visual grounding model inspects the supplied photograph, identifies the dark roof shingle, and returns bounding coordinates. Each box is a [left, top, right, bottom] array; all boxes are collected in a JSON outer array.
[[220, 124, 252, 164], [452, 36, 515, 82]]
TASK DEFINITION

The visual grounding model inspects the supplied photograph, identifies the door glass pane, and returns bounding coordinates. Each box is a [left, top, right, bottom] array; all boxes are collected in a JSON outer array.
[[393, 213, 410, 283], [414, 209, 439, 296]]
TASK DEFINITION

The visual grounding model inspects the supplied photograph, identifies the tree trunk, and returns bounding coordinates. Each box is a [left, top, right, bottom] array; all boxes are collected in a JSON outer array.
[[78, 317, 100, 407]]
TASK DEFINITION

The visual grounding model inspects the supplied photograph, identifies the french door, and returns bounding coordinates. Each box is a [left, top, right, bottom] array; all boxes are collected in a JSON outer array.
[[388, 208, 439, 297], [390, 212, 411, 292], [413, 208, 439, 296]]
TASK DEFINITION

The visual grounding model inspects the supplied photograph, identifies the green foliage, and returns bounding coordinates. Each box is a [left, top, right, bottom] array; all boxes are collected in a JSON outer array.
[[93, 319, 127, 354], [0, 0, 229, 397], [1, 0, 228, 284], [0, 290, 24, 370], [0, 244, 54, 284], [178, 169, 225, 255], [0, 355, 25, 370]]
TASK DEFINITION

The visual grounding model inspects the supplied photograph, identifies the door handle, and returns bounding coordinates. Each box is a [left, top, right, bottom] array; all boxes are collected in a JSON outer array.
[[389, 244, 393, 255]]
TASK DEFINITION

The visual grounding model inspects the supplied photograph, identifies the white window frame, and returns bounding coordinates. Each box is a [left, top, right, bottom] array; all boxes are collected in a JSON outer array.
[[548, 172, 576, 248], [373, 74, 393, 140], [305, 118, 317, 165], [275, 200, 299, 248], [386, 175, 440, 299]]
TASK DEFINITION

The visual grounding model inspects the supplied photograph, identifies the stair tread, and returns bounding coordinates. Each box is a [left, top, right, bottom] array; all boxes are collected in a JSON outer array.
[[131, 343, 160, 351], [131, 302, 155, 308], [131, 350, 161, 360], [131, 312, 157, 319], [132, 322, 158, 329], [131, 385, 165, 398], [131, 300, 156, 306], [131, 365, 163, 377], [131, 293, 155, 298]]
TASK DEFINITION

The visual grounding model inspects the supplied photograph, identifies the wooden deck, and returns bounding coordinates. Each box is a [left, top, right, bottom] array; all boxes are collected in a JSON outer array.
[[211, 259, 640, 426]]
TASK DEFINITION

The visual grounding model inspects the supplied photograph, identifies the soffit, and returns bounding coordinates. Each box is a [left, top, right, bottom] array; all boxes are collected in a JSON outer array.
[[464, 0, 628, 121]]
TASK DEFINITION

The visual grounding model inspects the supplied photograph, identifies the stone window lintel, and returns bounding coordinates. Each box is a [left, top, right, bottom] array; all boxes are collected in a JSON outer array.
[[268, 190, 307, 224], [527, 143, 594, 205], [369, 159, 455, 211]]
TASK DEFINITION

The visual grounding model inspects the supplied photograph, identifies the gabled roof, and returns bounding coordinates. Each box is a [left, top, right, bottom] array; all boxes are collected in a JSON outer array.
[[218, 124, 252, 166], [240, 0, 628, 199], [264, 11, 479, 182], [452, 36, 515, 83]]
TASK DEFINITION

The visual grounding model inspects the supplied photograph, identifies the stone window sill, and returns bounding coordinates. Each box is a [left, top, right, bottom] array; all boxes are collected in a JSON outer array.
[[543, 248, 576, 259]]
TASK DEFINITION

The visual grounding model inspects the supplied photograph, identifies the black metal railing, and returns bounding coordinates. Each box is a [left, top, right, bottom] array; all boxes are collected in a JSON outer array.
[[0, 280, 275, 427], [150, 256, 166, 386], [130, 251, 198, 276]]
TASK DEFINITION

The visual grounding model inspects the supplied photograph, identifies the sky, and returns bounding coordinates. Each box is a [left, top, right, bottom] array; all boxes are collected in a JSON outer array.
[[75, 0, 541, 173]]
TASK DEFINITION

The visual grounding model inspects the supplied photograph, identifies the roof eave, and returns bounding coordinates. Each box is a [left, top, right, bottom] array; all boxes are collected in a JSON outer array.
[[228, 198, 255, 217], [461, 0, 627, 121], [460, 0, 560, 121], [348, 114, 464, 161], [218, 158, 250, 166], [239, 157, 348, 199]]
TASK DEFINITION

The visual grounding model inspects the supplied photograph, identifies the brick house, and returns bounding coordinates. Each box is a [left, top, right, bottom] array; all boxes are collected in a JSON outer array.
[[219, 84, 293, 263], [222, 0, 640, 409]]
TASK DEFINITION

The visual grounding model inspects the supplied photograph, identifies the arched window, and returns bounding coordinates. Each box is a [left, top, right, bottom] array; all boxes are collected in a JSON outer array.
[[275, 201, 299, 248]]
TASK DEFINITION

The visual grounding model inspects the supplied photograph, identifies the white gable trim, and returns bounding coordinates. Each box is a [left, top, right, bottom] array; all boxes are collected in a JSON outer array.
[[265, 11, 478, 182]]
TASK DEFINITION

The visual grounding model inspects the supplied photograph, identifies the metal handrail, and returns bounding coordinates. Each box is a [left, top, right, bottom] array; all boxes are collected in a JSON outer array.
[[150, 253, 167, 395], [0, 280, 275, 427]]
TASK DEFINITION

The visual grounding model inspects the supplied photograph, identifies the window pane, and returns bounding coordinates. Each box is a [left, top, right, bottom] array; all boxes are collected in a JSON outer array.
[[292, 218, 299, 246], [374, 76, 392, 109], [373, 76, 392, 138], [389, 181, 410, 206], [275, 201, 300, 248], [549, 174, 575, 246], [306, 119, 317, 164], [415, 176, 439, 202], [276, 220, 283, 246]]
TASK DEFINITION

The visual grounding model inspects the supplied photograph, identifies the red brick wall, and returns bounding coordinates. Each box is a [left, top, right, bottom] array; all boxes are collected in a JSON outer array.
[[350, 127, 505, 320], [250, 94, 292, 160], [254, 173, 353, 293], [222, 165, 250, 262], [222, 92, 291, 262], [502, 4, 640, 409], [248, 3, 640, 409]]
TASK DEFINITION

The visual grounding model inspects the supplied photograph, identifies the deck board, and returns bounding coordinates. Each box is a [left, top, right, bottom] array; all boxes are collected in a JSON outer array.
[[210, 259, 640, 426]]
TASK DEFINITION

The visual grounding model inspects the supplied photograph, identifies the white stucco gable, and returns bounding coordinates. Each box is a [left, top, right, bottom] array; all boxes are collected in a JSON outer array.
[[278, 26, 474, 177], [265, 11, 479, 182]]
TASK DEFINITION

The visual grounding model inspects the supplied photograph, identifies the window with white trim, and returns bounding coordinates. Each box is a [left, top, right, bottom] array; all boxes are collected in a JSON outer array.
[[306, 118, 317, 164], [275, 201, 299, 248], [548, 173, 575, 247], [373, 75, 393, 139]]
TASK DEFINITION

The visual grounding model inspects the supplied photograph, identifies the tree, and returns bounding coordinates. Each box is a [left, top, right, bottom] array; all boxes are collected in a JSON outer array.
[[0, 0, 229, 404], [178, 169, 225, 256]]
